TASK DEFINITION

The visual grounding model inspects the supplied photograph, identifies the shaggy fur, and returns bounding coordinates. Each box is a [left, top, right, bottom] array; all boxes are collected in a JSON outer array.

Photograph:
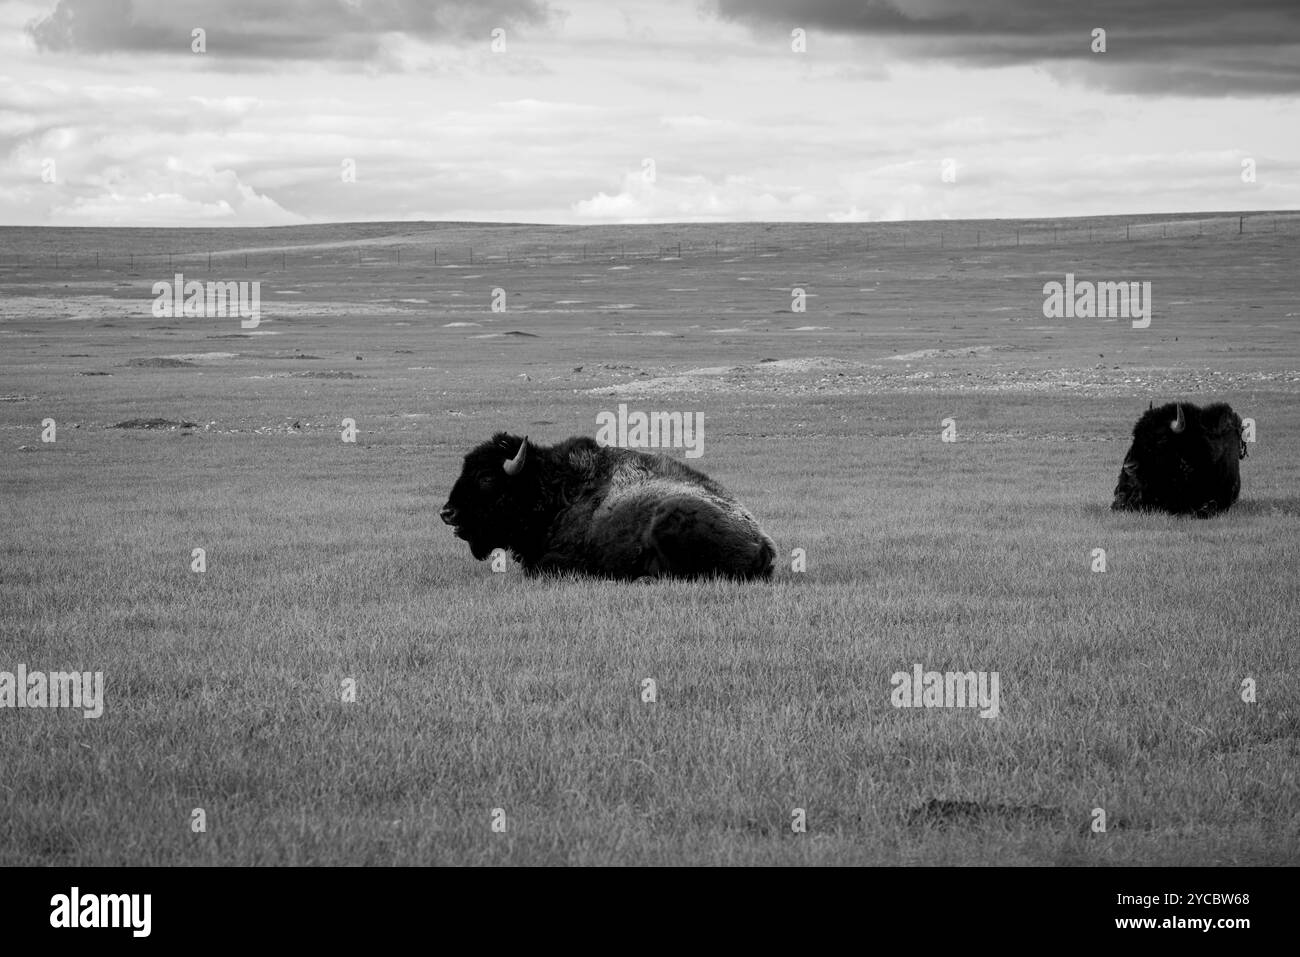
[[441, 433, 777, 580], [1111, 401, 1247, 517]]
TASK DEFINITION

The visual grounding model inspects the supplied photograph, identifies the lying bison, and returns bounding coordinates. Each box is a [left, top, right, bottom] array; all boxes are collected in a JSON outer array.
[[1111, 401, 1248, 516], [441, 433, 777, 579]]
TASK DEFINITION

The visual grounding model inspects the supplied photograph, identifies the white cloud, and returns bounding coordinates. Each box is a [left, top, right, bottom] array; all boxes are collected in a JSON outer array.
[[573, 171, 823, 222], [1, 0, 1297, 225]]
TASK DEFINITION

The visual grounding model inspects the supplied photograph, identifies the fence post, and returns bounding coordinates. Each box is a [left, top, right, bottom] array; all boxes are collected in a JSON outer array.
[[1239, 215, 1244, 235], [1126, 225, 1130, 240], [434, 247, 438, 264]]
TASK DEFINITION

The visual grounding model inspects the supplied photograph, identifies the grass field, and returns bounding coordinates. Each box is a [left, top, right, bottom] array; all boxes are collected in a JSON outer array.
[[2, 214, 1298, 865]]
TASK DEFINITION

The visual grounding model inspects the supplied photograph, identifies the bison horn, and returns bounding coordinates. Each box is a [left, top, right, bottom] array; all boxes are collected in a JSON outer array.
[[503, 436, 528, 475], [1170, 404, 1185, 433]]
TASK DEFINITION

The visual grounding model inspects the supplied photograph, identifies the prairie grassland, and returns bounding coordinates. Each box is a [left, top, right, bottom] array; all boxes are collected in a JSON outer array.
[[1, 217, 1297, 865]]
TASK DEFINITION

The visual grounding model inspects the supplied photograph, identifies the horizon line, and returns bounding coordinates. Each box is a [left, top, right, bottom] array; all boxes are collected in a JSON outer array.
[[1, 208, 1298, 232]]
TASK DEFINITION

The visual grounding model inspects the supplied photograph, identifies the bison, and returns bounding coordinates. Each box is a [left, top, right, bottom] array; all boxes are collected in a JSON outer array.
[[1111, 401, 1248, 516], [441, 433, 777, 579]]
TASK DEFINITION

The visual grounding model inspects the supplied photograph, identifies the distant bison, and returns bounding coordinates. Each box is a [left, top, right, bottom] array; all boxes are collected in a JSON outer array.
[[1111, 401, 1248, 516], [441, 433, 777, 579]]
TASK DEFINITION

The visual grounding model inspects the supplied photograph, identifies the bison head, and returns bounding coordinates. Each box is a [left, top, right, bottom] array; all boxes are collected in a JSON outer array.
[[1112, 401, 1246, 515], [440, 432, 530, 560]]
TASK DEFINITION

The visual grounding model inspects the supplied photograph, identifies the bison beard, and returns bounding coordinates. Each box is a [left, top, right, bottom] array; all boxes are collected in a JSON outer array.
[[441, 433, 778, 580], [1111, 401, 1247, 517]]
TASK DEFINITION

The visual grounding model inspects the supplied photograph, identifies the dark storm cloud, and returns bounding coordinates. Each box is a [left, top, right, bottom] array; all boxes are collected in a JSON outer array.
[[711, 0, 1300, 96], [26, 0, 554, 60]]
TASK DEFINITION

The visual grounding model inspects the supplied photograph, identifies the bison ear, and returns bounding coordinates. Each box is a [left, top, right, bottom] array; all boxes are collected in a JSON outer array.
[[503, 435, 528, 476]]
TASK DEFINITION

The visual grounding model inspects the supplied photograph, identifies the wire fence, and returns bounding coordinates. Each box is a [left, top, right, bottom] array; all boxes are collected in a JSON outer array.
[[0, 212, 1293, 273]]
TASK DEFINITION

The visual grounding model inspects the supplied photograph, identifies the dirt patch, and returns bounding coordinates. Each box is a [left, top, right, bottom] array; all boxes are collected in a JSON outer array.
[[753, 356, 860, 373], [110, 418, 198, 430], [581, 356, 865, 398], [584, 374, 735, 398], [161, 352, 238, 363], [887, 345, 1014, 361], [126, 357, 197, 368]]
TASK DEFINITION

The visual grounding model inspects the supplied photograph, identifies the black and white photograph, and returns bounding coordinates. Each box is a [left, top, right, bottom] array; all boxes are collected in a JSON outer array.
[[1, 0, 1296, 918]]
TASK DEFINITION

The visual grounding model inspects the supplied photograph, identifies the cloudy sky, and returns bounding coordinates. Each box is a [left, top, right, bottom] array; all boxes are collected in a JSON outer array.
[[2, 0, 1298, 226]]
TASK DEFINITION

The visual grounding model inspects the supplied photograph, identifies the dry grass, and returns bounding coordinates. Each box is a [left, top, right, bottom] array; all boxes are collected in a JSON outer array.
[[1, 218, 1298, 865]]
